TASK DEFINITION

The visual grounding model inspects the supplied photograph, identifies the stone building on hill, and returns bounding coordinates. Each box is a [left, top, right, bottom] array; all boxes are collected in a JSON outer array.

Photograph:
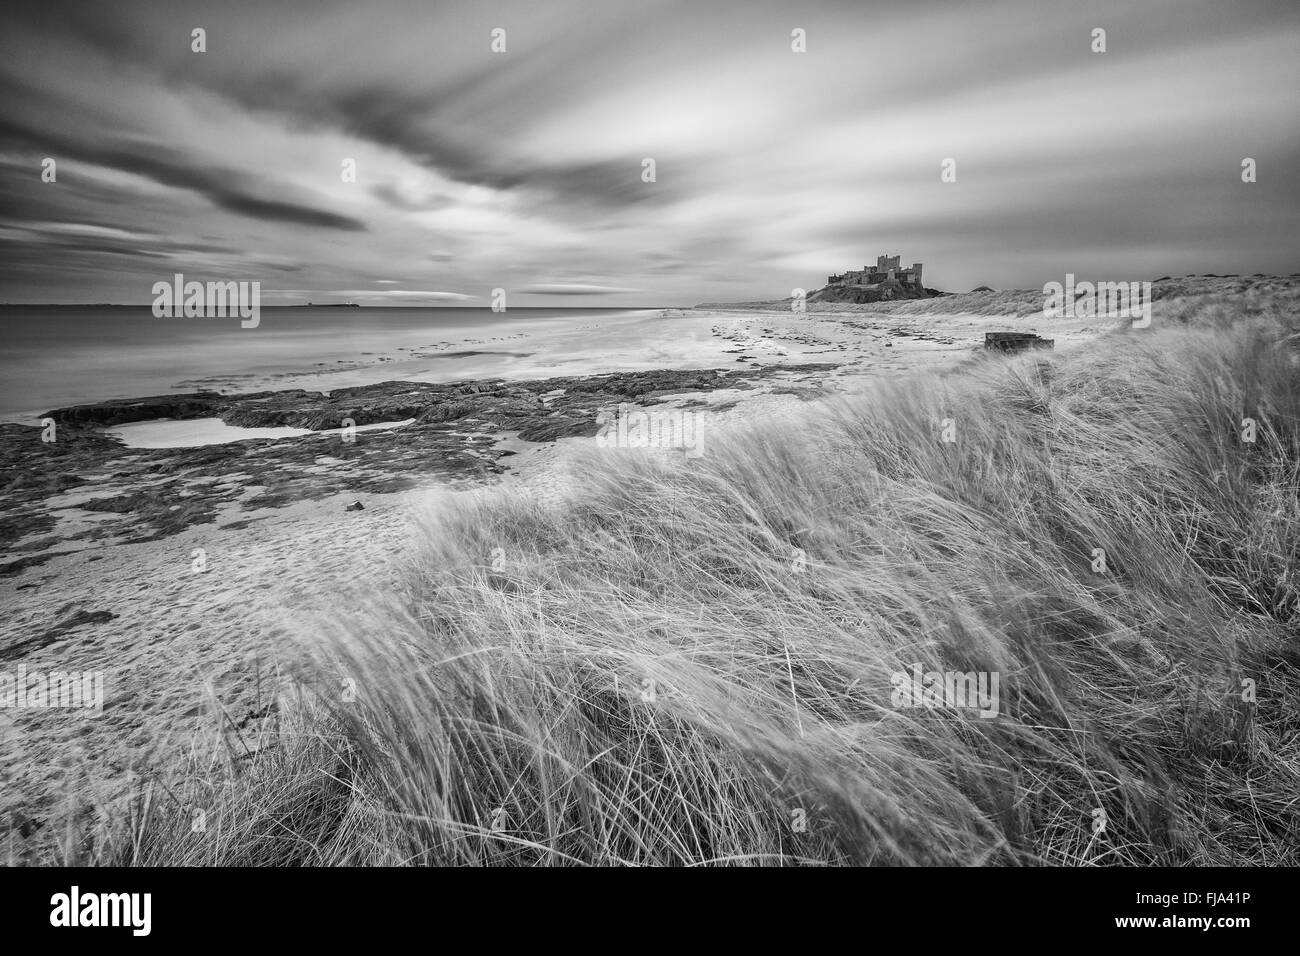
[[826, 254, 924, 292]]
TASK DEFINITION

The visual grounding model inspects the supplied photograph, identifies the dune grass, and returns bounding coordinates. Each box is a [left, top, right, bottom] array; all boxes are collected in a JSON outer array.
[[88, 287, 1300, 866], [701, 273, 1298, 318]]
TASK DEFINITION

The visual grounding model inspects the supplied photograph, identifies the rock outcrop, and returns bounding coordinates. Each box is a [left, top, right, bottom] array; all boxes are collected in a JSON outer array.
[[4, 363, 837, 573]]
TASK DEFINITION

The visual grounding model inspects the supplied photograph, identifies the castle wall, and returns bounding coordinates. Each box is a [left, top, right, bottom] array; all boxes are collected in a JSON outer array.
[[827, 258, 923, 289]]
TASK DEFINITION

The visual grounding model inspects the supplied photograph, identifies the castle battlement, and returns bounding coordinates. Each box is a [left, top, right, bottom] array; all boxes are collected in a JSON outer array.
[[827, 254, 923, 290]]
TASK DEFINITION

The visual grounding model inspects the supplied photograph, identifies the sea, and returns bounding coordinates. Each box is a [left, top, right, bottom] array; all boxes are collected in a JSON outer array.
[[0, 306, 732, 425]]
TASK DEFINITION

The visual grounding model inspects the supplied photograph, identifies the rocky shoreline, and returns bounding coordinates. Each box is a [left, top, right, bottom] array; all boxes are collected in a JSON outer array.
[[1, 363, 833, 577]]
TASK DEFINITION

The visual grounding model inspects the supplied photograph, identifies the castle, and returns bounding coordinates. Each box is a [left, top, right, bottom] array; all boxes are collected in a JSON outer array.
[[826, 255, 924, 292]]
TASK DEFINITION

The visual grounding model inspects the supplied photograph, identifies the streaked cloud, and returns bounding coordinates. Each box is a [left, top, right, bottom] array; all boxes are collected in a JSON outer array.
[[519, 283, 644, 296], [1, 0, 1296, 303]]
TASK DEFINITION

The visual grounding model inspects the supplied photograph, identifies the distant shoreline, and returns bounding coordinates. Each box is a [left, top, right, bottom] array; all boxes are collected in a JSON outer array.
[[0, 303, 688, 310]]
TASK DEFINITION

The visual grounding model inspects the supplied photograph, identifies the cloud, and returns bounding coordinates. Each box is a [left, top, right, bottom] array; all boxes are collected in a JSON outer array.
[[0, 0, 1297, 303], [322, 289, 476, 301], [518, 283, 644, 295], [371, 183, 455, 212], [0, 119, 366, 232]]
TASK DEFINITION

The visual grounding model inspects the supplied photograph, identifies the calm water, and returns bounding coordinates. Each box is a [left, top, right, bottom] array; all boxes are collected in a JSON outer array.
[[0, 306, 680, 423]]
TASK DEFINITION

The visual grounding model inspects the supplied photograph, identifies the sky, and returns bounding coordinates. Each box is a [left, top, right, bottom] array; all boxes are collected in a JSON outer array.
[[1, 0, 1297, 306]]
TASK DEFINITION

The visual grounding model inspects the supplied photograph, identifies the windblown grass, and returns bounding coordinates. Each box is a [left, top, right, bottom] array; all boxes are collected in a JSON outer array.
[[104, 289, 1300, 866], [696, 288, 1047, 316], [700, 273, 1298, 318]]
